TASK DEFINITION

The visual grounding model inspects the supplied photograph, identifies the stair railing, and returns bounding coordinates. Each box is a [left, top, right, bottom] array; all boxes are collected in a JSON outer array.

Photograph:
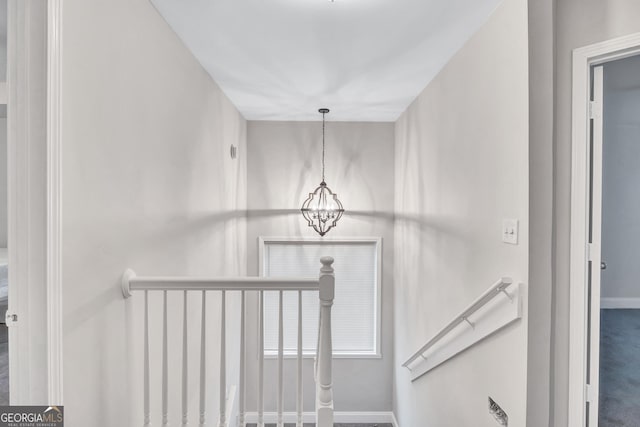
[[121, 256, 335, 427]]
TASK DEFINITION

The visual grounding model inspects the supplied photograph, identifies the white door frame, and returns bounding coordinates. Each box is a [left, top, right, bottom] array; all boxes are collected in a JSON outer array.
[[46, 0, 63, 405], [569, 31, 640, 427], [6, 0, 63, 404]]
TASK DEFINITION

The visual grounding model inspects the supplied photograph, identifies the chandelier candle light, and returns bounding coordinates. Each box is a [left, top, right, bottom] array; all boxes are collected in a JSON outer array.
[[301, 108, 345, 236]]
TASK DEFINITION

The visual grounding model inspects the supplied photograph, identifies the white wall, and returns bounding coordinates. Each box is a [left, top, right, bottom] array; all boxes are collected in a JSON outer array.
[[0, 0, 5, 249], [0, 118, 6, 247], [393, 0, 529, 425], [526, 0, 555, 424], [601, 56, 640, 300], [553, 1, 640, 425], [61, 0, 247, 425], [0, 0, 6, 82], [245, 120, 395, 412]]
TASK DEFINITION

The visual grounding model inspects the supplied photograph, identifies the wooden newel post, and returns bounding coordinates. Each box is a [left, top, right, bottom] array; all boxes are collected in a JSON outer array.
[[316, 256, 335, 427]]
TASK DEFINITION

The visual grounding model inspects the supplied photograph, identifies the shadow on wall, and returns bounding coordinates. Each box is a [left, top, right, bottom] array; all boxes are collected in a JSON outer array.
[[246, 208, 462, 232], [244, 208, 467, 243]]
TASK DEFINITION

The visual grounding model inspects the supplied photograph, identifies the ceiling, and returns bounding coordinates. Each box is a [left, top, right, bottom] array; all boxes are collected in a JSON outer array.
[[151, 0, 501, 122]]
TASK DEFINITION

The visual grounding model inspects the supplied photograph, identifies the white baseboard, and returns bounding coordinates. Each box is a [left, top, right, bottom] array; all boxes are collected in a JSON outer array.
[[601, 297, 640, 309], [391, 411, 400, 427], [244, 411, 397, 424]]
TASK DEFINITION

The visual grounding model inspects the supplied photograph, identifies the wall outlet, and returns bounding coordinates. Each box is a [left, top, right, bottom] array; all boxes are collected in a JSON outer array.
[[502, 219, 519, 245]]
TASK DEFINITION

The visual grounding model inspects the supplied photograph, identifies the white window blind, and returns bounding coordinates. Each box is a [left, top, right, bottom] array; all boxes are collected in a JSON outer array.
[[262, 239, 380, 356]]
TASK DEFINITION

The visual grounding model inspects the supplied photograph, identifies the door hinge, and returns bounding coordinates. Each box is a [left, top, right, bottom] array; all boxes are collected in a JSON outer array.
[[589, 101, 602, 119], [5, 312, 17, 326], [585, 384, 597, 402], [588, 243, 593, 261]]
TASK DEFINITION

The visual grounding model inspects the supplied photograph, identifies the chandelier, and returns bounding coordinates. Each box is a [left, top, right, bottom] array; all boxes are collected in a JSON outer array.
[[300, 108, 344, 236]]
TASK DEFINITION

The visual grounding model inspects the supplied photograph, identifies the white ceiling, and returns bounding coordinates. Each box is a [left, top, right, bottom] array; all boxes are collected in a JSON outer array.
[[151, 0, 501, 122]]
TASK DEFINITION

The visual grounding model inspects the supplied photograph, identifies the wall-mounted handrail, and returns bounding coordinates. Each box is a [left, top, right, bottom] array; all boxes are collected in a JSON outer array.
[[402, 277, 514, 369], [121, 269, 319, 297]]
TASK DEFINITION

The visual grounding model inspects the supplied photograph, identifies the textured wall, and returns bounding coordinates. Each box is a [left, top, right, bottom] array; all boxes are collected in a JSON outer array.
[[61, 0, 247, 425], [393, 0, 530, 425]]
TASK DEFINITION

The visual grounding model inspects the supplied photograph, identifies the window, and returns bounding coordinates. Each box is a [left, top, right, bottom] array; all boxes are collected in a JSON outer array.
[[260, 237, 381, 357]]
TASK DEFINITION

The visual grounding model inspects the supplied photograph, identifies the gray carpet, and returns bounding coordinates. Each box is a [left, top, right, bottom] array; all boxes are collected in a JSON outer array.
[[247, 424, 391, 427], [599, 309, 640, 426]]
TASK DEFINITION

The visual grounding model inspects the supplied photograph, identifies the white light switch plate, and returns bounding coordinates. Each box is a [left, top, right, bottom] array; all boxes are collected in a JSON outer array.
[[502, 219, 519, 245]]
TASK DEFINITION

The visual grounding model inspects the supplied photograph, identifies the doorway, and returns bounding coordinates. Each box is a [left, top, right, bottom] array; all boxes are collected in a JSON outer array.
[[569, 32, 640, 427], [598, 54, 640, 426]]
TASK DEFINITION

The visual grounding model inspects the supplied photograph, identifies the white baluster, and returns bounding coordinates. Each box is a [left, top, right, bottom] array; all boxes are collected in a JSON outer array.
[[296, 290, 303, 427], [144, 290, 150, 427], [316, 257, 335, 427], [199, 291, 207, 427], [277, 291, 284, 427], [314, 296, 321, 383], [182, 290, 189, 427], [218, 291, 226, 427], [162, 290, 169, 427], [238, 291, 246, 427], [257, 291, 264, 427]]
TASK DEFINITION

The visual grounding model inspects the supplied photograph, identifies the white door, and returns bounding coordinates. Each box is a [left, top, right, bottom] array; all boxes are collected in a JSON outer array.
[[6, 0, 60, 404], [586, 64, 604, 426]]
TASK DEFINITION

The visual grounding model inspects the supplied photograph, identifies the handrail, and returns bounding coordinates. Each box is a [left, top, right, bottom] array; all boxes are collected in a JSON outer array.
[[121, 269, 319, 298], [402, 277, 513, 369], [122, 256, 335, 427]]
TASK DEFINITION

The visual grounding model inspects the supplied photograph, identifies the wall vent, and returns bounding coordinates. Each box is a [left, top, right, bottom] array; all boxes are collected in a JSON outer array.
[[488, 397, 508, 426]]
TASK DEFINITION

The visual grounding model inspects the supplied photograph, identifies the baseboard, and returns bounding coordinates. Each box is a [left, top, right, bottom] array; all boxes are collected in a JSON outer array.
[[601, 298, 640, 309], [244, 411, 397, 424], [391, 411, 400, 427]]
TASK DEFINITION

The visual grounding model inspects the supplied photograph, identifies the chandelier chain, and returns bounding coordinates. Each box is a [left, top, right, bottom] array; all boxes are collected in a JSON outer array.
[[322, 110, 326, 182]]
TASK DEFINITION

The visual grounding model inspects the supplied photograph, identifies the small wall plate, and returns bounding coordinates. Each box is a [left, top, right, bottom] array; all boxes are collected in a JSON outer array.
[[502, 219, 519, 245]]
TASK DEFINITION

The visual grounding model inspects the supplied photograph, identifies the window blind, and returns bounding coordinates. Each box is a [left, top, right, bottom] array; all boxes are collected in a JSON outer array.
[[262, 240, 378, 355]]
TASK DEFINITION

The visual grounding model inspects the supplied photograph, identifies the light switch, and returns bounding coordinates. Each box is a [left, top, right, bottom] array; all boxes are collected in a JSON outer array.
[[502, 219, 519, 245]]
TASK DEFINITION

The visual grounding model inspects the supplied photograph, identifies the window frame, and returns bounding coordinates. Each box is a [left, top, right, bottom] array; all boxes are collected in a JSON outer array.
[[258, 236, 383, 359]]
